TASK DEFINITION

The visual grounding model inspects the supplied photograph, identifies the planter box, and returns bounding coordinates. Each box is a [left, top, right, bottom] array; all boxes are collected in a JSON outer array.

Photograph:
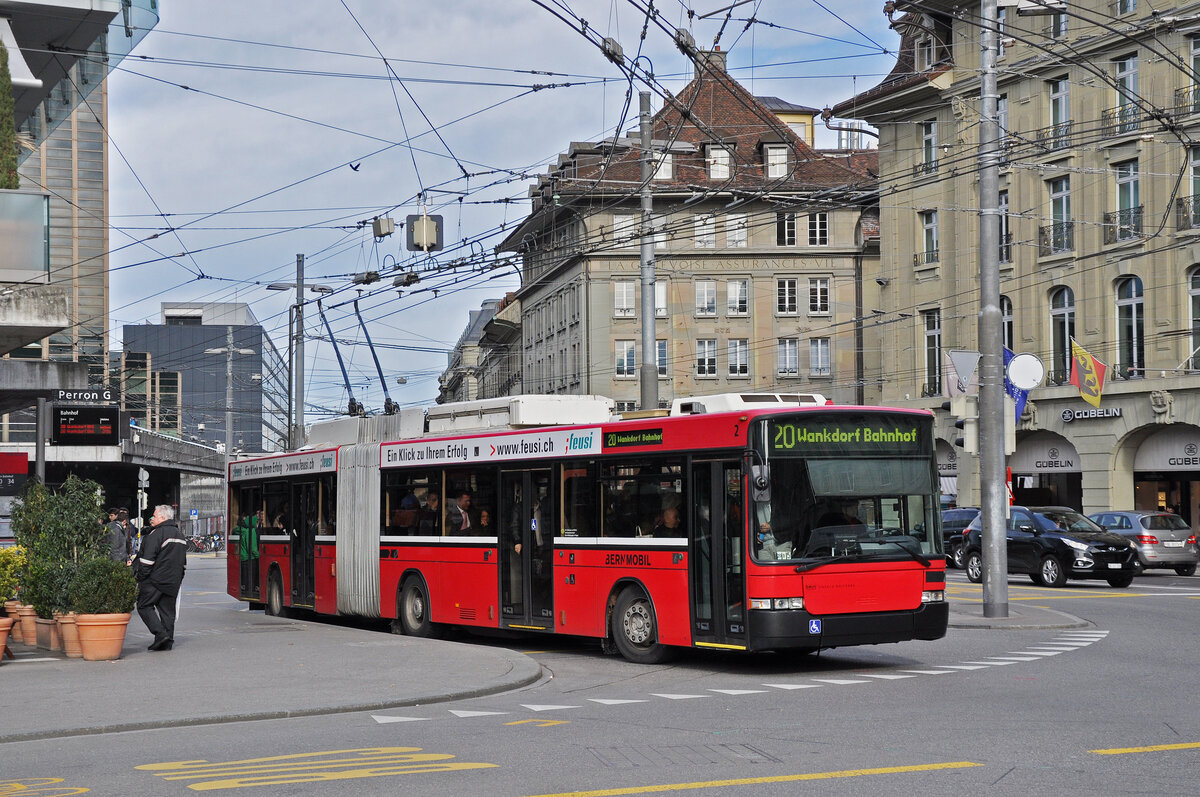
[[34, 616, 62, 651]]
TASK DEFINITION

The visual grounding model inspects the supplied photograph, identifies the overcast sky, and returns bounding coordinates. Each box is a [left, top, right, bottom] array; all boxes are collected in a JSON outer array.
[[105, 0, 900, 419]]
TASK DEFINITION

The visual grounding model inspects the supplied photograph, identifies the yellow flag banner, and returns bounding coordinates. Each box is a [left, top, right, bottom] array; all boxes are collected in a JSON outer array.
[[1069, 338, 1107, 408]]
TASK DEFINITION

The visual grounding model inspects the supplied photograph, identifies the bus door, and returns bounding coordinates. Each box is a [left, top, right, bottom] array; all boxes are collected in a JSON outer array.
[[690, 461, 747, 647], [234, 485, 262, 599], [291, 481, 318, 607], [499, 469, 555, 630]]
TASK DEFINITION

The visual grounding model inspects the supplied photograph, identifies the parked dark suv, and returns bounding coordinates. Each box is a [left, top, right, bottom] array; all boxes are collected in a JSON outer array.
[[962, 506, 1139, 587], [941, 507, 980, 568]]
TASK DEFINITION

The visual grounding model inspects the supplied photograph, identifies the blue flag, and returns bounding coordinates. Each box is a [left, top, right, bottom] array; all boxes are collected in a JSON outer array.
[[1003, 347, 1029, 422]]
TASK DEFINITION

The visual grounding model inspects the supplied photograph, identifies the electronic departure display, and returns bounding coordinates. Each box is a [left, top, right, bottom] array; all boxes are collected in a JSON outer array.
[[52, 405, 119, 446]]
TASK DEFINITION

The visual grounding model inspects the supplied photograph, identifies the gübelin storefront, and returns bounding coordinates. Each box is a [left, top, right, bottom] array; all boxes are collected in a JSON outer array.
[[946, 382, 1200, 533]]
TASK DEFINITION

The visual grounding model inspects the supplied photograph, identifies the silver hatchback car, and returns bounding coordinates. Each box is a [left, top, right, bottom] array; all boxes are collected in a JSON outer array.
[[1087, 511, 1198, 576]]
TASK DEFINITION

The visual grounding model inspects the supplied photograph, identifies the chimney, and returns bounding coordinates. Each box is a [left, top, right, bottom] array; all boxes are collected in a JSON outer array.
[[694, 46, 726, 79]]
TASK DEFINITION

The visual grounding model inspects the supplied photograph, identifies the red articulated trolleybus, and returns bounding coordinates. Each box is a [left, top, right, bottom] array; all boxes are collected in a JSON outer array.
[[226, 393, 948, 663]]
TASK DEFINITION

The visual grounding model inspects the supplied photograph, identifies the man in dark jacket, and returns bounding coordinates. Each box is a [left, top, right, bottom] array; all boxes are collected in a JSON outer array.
[[135, 504, 187, 651]]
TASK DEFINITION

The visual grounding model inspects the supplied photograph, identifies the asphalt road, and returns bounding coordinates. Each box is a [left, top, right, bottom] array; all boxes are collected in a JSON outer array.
[[3, 564, 1197, 796]]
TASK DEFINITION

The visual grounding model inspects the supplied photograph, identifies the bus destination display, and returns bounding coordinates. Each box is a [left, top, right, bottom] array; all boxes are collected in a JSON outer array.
[[52, 405, 119, 446], [767, 414, 930, 456]]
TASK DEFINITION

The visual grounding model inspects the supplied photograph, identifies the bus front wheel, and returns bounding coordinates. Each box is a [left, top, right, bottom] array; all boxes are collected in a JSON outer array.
[[612, 587, 673, 665]]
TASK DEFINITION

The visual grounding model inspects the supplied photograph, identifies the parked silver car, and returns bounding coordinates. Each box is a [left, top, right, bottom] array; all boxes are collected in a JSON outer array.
[[1087, 511, 1198, 576]]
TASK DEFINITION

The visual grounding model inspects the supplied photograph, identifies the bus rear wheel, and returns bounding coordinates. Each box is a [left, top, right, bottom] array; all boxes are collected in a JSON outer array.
[[398, 577, 442, 638], [265, 573, 287, 617], [612, 587, 673, 665]]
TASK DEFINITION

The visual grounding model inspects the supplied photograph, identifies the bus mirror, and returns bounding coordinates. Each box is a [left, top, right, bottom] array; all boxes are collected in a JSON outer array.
[[751, 465, 771, 503]]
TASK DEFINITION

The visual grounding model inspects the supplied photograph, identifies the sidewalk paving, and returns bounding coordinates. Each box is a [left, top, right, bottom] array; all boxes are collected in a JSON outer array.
[[0, 558, 543, 744]]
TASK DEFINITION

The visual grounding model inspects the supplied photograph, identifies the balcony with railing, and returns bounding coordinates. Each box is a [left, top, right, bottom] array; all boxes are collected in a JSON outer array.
[[1102, 206, 1143, 244], [912, 159, 938, 177], [913, 249, 940, 268], [1175, 85, 1200, 117], [1110, 363, 1144, 380], [1034, 121, 1073, 152], [1177, 195, 1200, 231], [1101, 103, 1140, 137], [1038, 221, 1074, 256]]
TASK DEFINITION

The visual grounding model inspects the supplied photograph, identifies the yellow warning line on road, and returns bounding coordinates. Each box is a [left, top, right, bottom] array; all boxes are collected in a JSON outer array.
[[1092, 741, 1200, 755], [523, 761, 982, 796], [948, 585, 1145, 601], [136, 747, 495, 790]]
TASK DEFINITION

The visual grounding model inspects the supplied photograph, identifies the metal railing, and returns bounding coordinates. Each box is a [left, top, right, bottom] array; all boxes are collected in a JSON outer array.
[[1175, 85, 1200, 116], [913, 159, 938, 177], [1038, 222, 1074, 256], [913, 249, 940, 268], [1111, 363, 1144, 380], [1102, 206, 1143, 244], [1101, 103, 1140, 136], [1177, 195, 1200, 230], [1034, 121, 1072, 152]]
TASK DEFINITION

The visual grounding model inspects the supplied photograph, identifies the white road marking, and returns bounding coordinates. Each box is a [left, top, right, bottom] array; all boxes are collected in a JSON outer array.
[[651, 693, 709, 700], [709, 689, 768, 695], [521, 704, 580, 712], [449, 709, 508, 718], [589, 699, 648, 705], [371, 715, 429, 723], [763, 682, 826, 689], [897, 669, 954, 675], [810, 678, 869, 685]]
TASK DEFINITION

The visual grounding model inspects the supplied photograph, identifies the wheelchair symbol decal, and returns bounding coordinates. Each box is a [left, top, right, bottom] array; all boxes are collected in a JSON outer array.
[[808, 619, 821, 635]]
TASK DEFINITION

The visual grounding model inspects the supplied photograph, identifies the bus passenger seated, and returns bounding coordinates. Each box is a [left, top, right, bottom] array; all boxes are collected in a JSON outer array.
[[449, 491, 479, 535], [419, 493, 441, 534], [652, 506, 684, 537], [392, 492, 419, 534]]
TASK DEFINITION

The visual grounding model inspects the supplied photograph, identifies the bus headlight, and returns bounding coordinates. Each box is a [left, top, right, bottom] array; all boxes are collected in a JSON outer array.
[[750, 597, 805, 610], [921, 590, 945, 603]]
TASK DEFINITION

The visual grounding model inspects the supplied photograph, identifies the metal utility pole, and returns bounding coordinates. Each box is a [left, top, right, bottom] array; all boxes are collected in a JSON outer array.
[[637, 91, 659, 412], [224, 326, 235, 472], [978, 0, 1008, 617], [34, 397, 46, 483], [295, 253, 305, 448]]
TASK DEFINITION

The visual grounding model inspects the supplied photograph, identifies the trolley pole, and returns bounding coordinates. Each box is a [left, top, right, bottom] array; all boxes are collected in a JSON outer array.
[[978, 0, 1008, 617], [637, 91, 659, 412]]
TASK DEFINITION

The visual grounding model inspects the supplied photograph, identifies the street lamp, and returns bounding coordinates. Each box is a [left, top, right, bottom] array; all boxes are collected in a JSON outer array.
[[205, 329, 256, 488], [266, 257, 334, 449]]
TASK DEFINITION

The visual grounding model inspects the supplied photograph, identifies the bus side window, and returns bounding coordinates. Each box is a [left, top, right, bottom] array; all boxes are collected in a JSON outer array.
[[562, 463, 596, 537]]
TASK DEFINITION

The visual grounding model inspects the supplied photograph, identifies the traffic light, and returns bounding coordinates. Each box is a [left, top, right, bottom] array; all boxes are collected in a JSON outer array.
[[940, 394, 978, 454]]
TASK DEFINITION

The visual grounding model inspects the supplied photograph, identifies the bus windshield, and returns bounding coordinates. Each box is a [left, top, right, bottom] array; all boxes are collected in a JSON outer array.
[[751, 413, 939, 565]]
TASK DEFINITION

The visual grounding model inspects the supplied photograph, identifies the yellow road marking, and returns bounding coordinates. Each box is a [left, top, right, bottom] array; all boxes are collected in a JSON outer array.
[[136, 747, 495, 791], [506, 719, 569, 727], [949, 584, 1146, 601], [0, 778, 88, 796], [1092, 742, 1200, 755], [523, 761, 982, 796]]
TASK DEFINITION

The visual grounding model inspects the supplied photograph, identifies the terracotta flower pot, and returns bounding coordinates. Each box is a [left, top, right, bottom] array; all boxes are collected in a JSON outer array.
[[57, 612, 82, 658], [35, 616, 63, 651], [4, 600, 23, 644], [16, 605, 37, 645], [74, 613, 131, 661], [0, 616, 11, 660]]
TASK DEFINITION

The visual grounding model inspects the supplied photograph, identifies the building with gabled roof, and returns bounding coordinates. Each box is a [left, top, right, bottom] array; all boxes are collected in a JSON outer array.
[[497, 48, 881, 411]]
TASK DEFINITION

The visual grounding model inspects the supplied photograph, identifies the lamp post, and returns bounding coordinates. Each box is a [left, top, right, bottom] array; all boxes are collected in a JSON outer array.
[[205, 328, 255, 489], [267, 262, 332, 450]]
